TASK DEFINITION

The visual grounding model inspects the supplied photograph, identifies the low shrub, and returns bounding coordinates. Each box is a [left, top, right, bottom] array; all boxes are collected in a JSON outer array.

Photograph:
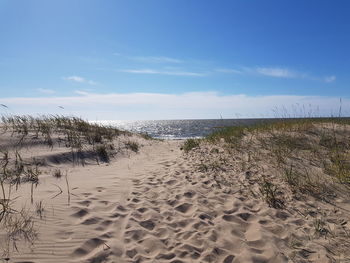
[[182, 139, 200, 152]]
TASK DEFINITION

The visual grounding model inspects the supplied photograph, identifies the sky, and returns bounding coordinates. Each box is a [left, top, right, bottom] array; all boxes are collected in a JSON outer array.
[[0, 0, 349, 120]]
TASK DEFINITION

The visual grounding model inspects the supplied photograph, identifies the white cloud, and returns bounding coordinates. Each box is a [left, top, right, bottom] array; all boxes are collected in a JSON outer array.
[[36, 88, 55, 94], [118, 69, 205, 77], [111, 52, 334, 83], [1, 92, 348, 120], [74, 90, 90, 96], [255, 67, 295, 78], [112, 53, 182, 63], [216, 66, 335, 83], [324, 75, 336, 83], [63, 76, 97, 85], [129, 56, 182, 63], [215, 66, 295, 78], [63, 76, 85, 83], [215, 68, 242, 74]]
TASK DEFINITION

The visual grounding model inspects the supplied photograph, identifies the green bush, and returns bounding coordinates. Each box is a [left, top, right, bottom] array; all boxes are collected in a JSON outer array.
[[182, 139, 200, 152]]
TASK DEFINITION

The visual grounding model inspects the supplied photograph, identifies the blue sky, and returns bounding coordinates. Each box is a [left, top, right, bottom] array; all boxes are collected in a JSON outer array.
[[0, 0, 349, 119]]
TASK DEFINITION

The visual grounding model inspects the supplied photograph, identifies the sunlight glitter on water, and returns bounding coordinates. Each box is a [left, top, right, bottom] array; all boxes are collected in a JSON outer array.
[[92, 119, 271, 139]]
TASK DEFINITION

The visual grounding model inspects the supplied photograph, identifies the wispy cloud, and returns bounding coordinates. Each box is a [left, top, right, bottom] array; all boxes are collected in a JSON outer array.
[[255, 67, 295, 78], [112, 53, 335, 83], [324, 75, 336, 83], [74, 90, 90, 96], [112, 52, 336, 83], [2, 92, 349, 120], [216, 66, 295, 78], [118, 69, 205, 77], [36, 88, 55, 94], [129, 56, 183, 64], [215, 68, 243, 74], [112, 52, 183, 63], [63, 76, 98, 85], [216, 66, 335, 83]]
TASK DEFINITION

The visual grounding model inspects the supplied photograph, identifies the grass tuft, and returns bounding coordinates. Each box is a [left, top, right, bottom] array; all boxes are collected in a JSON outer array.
[[182, 138, 200, 152], [52, 169, 63, 178], [125, 141, 139, 152], [95, 144, 110, 162], [259, 178, 284, 209]]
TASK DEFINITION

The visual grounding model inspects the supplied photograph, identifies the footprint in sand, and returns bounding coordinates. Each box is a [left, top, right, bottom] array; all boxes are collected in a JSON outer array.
[[236, 212, 253, 221], [136, 207, 148, 213], [81, 216, 101, 225], [125, 248, 138, 258], [77, 200, 92, 207], [139, 219, 156, 230], [71, 237, 105, 257], [125, 229, 147, 241], [223, 255, 236, 263], [183, 191, 196, 198], [71, 208, 89, 218], [115, 204, 128, 212], [155, 252, 176, 260], [175, 203, 193, 213]]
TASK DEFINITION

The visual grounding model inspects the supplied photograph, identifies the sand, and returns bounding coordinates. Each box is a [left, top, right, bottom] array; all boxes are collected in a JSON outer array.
[[1, 127, 350, 262]]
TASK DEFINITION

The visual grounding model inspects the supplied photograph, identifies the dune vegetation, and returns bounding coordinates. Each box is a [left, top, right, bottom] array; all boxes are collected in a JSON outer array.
[[182, 118, 350, 261], [1, 114, 350, 262], [0, 115, 142, 259]]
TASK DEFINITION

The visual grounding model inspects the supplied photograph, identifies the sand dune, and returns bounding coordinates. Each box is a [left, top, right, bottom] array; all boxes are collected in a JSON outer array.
[[1, 121, 350, 262]]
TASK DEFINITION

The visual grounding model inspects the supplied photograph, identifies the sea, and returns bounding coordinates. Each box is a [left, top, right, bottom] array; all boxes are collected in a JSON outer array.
[[94, 118, 275, 140]]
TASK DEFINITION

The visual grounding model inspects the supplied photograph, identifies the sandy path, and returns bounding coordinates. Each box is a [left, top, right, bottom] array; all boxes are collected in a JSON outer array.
[[120, 148, 291, 263], [7, 138, 332, 263]]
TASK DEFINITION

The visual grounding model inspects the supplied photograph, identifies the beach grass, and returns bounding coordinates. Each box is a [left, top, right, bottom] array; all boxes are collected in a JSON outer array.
[[0, 114, 146, 257], [181, 138, 200, 152], [183, 117, 350, 202], [181, 116, 350, 260]]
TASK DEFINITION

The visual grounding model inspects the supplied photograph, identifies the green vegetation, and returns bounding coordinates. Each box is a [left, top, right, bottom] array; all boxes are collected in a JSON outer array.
[[259, 177, 284, 209], [1, 115, 125, 147], [206, 117, 350, 144], [183, 117, 350, 259], [181, 138, 200, 152], [206, 125, 246, 145], [313, 217, 329, 237], [125, 140, 140, 152], [139, 133, 153, 140], [0, 115, 141, 166], [183, 117, 350, 205], [326, 151, 350, 184]]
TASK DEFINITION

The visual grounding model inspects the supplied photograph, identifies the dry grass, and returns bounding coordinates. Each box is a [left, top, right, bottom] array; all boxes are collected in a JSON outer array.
[[183, 117, 350, 261], [259, 177, 284, 209], [0, 208, 37, 260], [0, 114, 145, 258], [125, 140, 140, 153], [189, 118, 350, 198]]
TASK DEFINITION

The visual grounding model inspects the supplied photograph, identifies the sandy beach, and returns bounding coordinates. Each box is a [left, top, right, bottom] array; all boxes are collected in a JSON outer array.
[[1, 118, 350, 263], [2, 1, 350, 262]]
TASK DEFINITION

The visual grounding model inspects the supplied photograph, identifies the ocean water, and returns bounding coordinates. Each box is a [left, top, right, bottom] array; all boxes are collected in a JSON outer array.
[[95, 119, 274, 139]]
